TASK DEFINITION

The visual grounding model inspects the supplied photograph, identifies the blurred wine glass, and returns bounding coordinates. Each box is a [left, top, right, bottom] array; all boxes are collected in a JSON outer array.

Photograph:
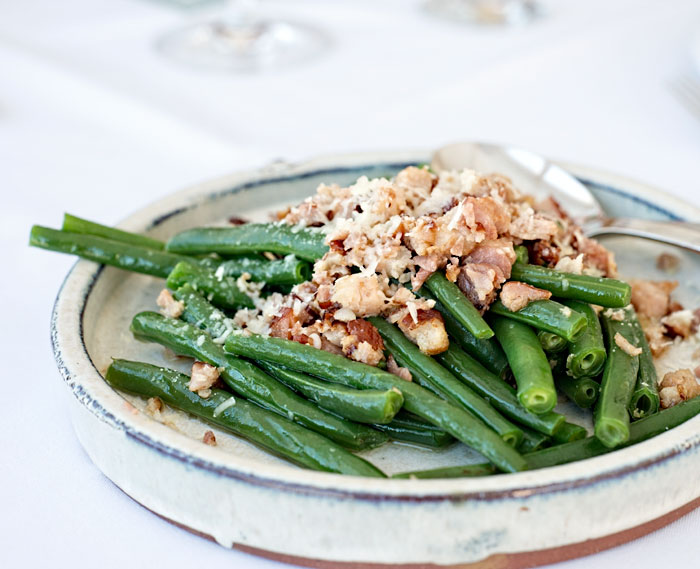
[[154, 0, 330, 72], [424, 0, 539, 25]]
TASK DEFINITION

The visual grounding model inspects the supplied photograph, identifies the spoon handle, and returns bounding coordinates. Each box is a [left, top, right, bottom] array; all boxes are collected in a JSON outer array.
[[584, 218, 700, 253]]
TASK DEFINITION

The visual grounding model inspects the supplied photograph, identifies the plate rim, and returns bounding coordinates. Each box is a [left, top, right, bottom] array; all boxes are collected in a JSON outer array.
[[51, 148, 700, 502]]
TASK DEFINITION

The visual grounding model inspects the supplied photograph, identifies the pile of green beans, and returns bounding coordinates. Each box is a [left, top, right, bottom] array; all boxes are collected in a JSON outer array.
[[29, 211, 698, 478]]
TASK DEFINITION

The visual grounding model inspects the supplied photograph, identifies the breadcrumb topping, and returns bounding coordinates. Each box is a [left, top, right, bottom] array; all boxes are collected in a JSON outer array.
[[233, 167, 616, 361]]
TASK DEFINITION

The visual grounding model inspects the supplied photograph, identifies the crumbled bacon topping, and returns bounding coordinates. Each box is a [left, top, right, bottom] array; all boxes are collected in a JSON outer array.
[[157, 289, 184, 318], [189, 361, 220, 396], [387, 355, 412, 381], [232, 166, 619, 361], [500, 282, 551, 312]]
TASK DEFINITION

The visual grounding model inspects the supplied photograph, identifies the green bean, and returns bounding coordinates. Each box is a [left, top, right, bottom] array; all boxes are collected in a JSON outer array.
[[518, 428, 552, 453], [370, 317, 523, 447], [594, 307, 640, 448], [627, 309, 660, 419], [424, 272, 494, 339], [555, 374, 600, 409], [561, 300, 606, 378], [30, 226, 193, 278], [552, 421, 588, 444], [393, 396, 700, 478], [31, 225, 304, 288], [171, 283, 232, 339], [259, 361, 404, 425], [437, 344, 565, 435], [510, 263, 631, 308], [537, 331, 568, 354], [166, 261, 254, 310], [166, 223, 329, 262], [224, 334, 528, 473], [528, 395, 700, 469], [130, 312, 387, 450], [418, 287, 508, 378], [62, 213, 166, 250], [392, 463, 496, 479], [373, 412, 455, 448], [514, 245, 529, 265], [490, 299, 587, 342], [106, 360, 384, 477], [215, 254, 310, 285], [491, 316, 557, 415]]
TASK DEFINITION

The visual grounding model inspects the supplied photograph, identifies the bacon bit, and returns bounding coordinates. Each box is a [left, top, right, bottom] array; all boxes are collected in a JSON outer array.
[[347, 319, 384, 351], [146, 397, 163, 415], [329, 239, 346, 254], [320, 337, 344, 355], [659, 369, 700, 409], [576, 234, 617, 277], [398, 309, 449, 355], [156, 289, 184, 318], [465, 239, 516, 283], [527, 240, 560, 267], [189, 361, 220, 393], [411, 255, 440, 290], [614, 333, 642, 356], [630, 279, 678, 319], [269, 307, 312, 342], [500, 282, 551, 312], [203, 430, 217, 446], [387, 355, 412, 381], [228, 216, 247, 225], [638, 314, 672, 356], [662, 310, 695, 339], [656, 253, 680, 273]]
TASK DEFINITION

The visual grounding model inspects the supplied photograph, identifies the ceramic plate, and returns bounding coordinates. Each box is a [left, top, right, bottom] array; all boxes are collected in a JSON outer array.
[[52, 150, 700, 568]]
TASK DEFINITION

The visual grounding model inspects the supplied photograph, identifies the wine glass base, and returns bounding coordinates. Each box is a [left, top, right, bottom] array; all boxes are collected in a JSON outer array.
[[425, 0, 539, 25], [156, 19, 331, 72]]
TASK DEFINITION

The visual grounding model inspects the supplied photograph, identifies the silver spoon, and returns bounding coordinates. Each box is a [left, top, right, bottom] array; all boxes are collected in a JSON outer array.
[[431, 142, 700, 253]]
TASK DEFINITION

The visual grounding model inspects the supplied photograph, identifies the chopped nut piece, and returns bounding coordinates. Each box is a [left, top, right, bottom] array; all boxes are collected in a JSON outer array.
[[203, 430, 217, 446], [656, 253, 680, 273], [500, 282, 551, 312], [189, 361, 220, 394], [614, 332, 642, 356], [603, 308, 626, 322], [156, 289, 184, 318], [387, 354, 412, 382], [659, 369, 700, 408], [146, 397, 163, 414]]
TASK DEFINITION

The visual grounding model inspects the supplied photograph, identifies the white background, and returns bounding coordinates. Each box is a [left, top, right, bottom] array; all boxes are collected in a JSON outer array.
[[3, 0, 700, 567]]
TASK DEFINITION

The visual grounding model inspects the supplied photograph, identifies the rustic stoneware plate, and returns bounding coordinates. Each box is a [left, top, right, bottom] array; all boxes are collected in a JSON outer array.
[[52, 150, 700, 568]]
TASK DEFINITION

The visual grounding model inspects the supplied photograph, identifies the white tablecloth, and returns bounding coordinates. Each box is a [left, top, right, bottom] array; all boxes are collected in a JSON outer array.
[[4, 1, 700, 567]]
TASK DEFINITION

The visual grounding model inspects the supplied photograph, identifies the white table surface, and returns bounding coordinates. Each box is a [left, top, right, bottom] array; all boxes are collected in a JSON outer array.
[[3, 0, 700, 567]]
